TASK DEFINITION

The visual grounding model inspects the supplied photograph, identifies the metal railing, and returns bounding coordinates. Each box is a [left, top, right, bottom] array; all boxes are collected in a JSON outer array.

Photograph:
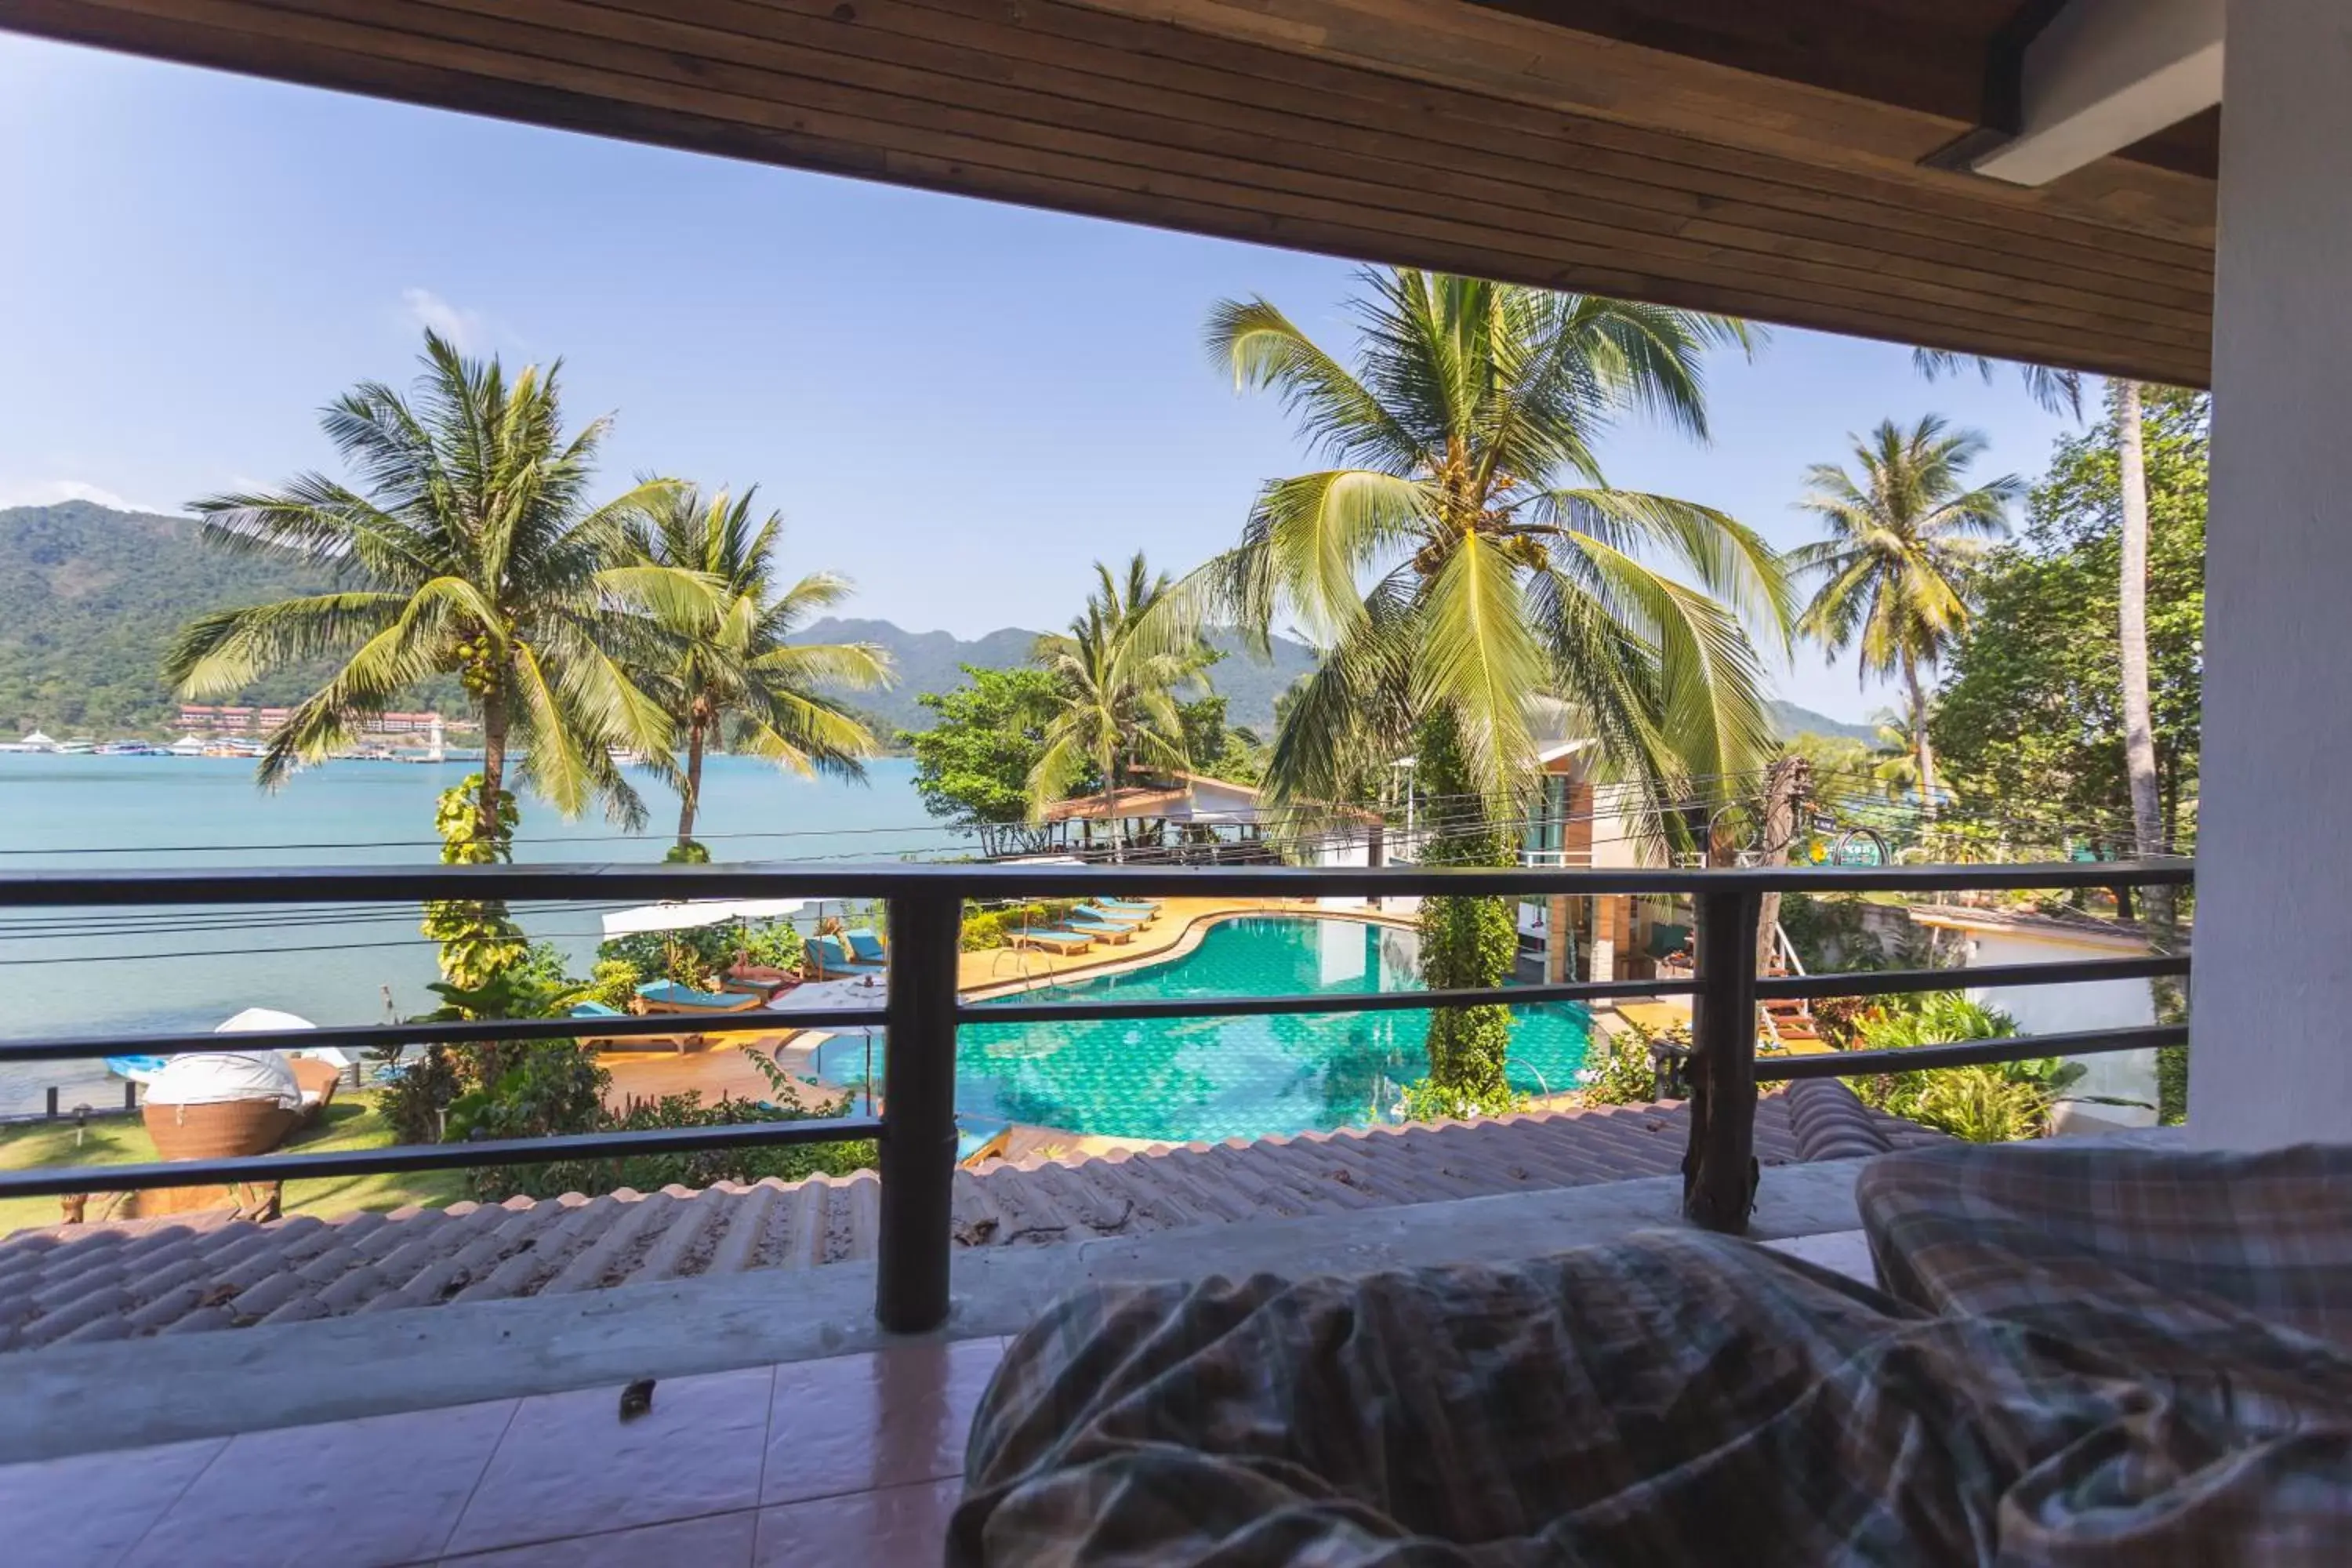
[[0, 859, 2193, 1332]]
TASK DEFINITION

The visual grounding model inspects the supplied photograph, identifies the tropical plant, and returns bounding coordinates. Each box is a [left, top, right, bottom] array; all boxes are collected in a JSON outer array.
[[418, 773, 526, 989], [1840, 992, 2081, 1142], [165, 330, 713, 838], [1181, 267, 1789, 1107], [902, 665, 1064, 855], [1933, 391, 2205, 844], [1578, 1022, 1676, 1107], [623, 485, 891, 855], [1864, 707, 1953, 805], [1791, 416, 2021, 816], [1027, 554, 1210, 857]]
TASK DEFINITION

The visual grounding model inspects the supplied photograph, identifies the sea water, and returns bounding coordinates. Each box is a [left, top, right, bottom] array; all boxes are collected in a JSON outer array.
[[0, 753, 949, 1112]]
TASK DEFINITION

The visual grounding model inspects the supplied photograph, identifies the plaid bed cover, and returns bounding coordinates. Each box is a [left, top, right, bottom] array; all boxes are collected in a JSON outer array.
[[955, 1150, 2352, 1565]]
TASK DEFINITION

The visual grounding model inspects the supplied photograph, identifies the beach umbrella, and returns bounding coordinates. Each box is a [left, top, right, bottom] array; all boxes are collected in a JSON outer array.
[[599, 897, 806, 938], [772, 978, 888, 1114], [216, 1004, 355, 1070]]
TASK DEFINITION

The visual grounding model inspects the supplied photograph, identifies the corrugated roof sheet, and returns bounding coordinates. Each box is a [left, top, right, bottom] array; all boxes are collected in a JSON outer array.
[[0, 1084, 1940, 1352]]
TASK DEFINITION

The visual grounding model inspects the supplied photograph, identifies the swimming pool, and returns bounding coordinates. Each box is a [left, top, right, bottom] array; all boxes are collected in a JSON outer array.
[[808, 916, 1593, 1143]]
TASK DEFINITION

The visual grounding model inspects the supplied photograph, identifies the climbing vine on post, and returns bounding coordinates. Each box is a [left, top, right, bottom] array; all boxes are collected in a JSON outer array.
[[419, 772, 528, 992], [1411, 712, 1520, 1118]]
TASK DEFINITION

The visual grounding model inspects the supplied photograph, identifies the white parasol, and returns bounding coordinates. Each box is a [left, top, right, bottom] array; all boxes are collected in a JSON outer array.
[[599, 898, 806, 938], [771, 977, 887, 1114], [216, 1004, 356, 1071]]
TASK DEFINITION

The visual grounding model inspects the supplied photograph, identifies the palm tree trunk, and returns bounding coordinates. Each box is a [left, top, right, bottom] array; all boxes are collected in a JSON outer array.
[[2116, 379, 2165, 869], [1102, 742, 1124, 863], [477, 688, 510, 842], [2114, 378, 2183, 1112], [677, 710, 706, 850], [1903, 660, 1937, 820]]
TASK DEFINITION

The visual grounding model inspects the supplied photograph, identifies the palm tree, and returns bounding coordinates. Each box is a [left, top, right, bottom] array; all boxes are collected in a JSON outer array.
[[1184, 268, 1790, 1109], [1866, 708, 1950, 806], [1028, 554, 1207, 860], [625, 485, 895, 857], [166, 331, 710, 837], [1915, 352, 2165, 863], [1791, 416, 2020, 819]]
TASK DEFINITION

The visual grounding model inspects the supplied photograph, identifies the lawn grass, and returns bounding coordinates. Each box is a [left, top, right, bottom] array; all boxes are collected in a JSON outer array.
[[0, 1091, 466, 1236]]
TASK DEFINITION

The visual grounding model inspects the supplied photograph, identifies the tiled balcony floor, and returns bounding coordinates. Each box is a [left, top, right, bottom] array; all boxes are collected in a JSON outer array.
[[5, 1336, 1007, 1568]]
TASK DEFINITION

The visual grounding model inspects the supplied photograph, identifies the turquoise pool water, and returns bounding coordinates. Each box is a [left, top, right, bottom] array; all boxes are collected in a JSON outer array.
[[810, 916, 1592, 1142]]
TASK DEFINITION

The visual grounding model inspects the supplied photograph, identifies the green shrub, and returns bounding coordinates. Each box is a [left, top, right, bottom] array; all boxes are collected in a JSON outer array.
[[1582, 1022, 1679, 1106], [1397, 1075, 1526, 1123], [960, 900, 1083, 951], [1841, 993, 2081, 1143], [739, 920, 805, 972], [480, 1087, 876, 1201], [586, 958, 643, 1011], [375, 1044, 466, 1145], [1911, 1068, 2051, 1143]]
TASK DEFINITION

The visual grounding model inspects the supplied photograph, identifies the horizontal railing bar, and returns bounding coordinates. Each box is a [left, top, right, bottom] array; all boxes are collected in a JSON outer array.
[[1755, 1024, 2188, 1081], [966, 976, 1686, 1026], [0, 954, 2187, 1062], [0, 1116, 888, 1200], [0, 858, 2194, 907], [1756, 955, 2190, 1001], [0, 1007, 889, 1065]]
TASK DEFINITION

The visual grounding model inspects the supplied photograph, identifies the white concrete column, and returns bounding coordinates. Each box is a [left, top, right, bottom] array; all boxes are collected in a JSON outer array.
[[2187, 0, 2352, 1146]]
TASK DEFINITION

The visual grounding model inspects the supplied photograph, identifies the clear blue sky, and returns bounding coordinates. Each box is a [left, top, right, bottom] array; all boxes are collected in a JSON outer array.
[[0, 32, 2084, 724]]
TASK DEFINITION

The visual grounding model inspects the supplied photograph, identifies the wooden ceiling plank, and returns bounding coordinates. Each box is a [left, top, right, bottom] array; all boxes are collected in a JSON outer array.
[[1057, 0, 2214, 243], [430, 0, 2216, 347], [372, 0, 2206, 354], [573, 0, 2210, 318]]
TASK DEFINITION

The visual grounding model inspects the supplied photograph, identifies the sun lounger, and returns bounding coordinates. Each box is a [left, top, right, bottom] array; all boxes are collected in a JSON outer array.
[[569, 998, 707, 1054], [957, 1117, 1013, 1167], [1062, 917, 1136, 944], [636, 978, 766, 1014], [1072, 903, 1149, 928], [1007, 929, 1094, 955], [811, 935, 887, 977], [1093, 898, 1161, 920], [844, 929, 888, 964]]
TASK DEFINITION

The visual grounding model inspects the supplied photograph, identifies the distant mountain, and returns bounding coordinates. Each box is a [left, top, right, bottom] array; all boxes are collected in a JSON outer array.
[[0, 500, 339, 735], [1769, 699, 1879, 743], [797, 617, 1321, 735]]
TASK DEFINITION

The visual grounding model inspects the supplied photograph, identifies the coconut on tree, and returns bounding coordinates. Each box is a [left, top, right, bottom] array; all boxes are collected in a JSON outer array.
[[1179, 268, 1791, 1114], [623, 485, 894, 862], [166, 330, 715, 840], [1791, 416, 2020, 818]]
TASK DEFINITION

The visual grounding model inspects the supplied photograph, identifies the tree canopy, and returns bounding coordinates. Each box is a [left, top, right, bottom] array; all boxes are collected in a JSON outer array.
[[901, 664, 1068, 855], [1933, 390, 2206, 849]]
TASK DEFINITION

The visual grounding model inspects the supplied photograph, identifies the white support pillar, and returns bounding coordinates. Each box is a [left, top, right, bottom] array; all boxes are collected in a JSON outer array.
[[2188, 0, 2352, 1147]]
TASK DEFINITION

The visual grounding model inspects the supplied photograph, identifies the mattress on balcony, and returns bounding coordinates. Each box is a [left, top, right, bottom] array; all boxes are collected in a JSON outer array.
[[952, 1224, 2352, 1565], [1858, 1140, 2352, 1356]]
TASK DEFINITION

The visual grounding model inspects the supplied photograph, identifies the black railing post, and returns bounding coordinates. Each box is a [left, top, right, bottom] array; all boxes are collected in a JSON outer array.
[[875, 890, 964, 1333], [1684, 885, 1762, 1233]]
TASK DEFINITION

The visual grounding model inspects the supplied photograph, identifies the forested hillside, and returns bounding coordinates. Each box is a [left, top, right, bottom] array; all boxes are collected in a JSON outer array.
[[0, 501, 332, 734]]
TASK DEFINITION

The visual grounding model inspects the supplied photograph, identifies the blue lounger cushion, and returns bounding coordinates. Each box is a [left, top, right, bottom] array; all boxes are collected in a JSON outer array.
[[637, 978, 750, 1009], [844, 929, 888, 963]]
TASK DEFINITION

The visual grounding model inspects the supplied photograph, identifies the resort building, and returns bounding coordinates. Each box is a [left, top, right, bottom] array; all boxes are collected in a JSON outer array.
[[175, 705, 452, 739]]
